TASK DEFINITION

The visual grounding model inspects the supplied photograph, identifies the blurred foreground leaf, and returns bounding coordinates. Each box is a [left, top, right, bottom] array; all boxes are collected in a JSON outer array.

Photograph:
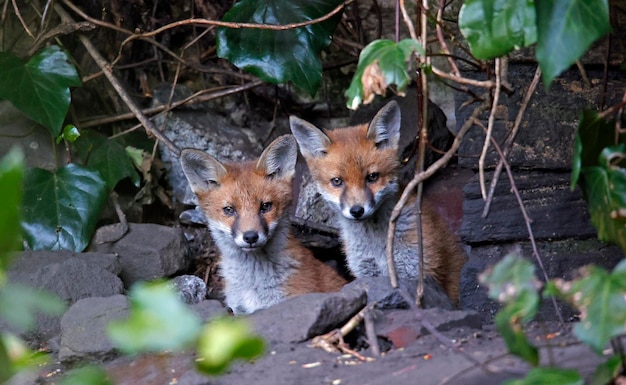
[[196, 317, 265, 375], [108, 281, 202, 354]]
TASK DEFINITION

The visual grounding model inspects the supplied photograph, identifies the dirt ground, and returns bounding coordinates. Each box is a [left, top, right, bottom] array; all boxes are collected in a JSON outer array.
[[92, 320, 604, 385]]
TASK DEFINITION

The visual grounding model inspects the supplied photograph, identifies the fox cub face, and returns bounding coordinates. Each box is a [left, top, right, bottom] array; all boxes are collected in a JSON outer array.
[[290, 101, 402, 220], [180, 135, 297, 251]]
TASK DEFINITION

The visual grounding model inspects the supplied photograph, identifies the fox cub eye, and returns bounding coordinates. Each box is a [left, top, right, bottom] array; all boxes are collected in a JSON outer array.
[[366, 172, 379, 183], [330, 177, 343, 187], [260, 202, 273, 213], [223, 206, 236, 216]]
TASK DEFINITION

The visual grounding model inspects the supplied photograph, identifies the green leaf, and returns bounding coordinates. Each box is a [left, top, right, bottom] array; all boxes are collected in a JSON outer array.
[[495, 293, 539, 365], [0, 332, 51, 383], [107, 281, 202, 354], [74, 131, 140, 189], [480, 251, 540, 365], [345, 39, 424, 109], [504, 367, 583, 385], [479, 251, 541, 306], [58, 365, 112, 385], [217, 0, 344, 96], [591, 355, 625, 385], [551, 261, 626, 354], [536, 0, 610, 87], [0, 283, 65, 332], [0, 148, 24, 273], [21, 164, 107, 252], [579, 146, 626, 252], [459, 0, 536, 60], [571, 110, 620, 190], [56, 124, 81, 144], [0, 46, 81, 136], [196, 317, 265, 375]]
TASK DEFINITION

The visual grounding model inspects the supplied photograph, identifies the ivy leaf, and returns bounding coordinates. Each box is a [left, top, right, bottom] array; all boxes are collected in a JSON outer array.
[[345, 39, 424, 110], [107, 281, 202, 354], [217, 0, 343, 96], [56, 125, 81, 144], [578, 145, 626, 252], [196, 317, 265, 375], [0, 332, 51, 383], [591, 355, 625, 385], [480, 251, 542, 306], [549, 261, 626, 354], [21, 164, 107, 252], [459, 0, 536, 60], [504, 367, 583, 385], [536, 0, 610, 87], [480, 252, 540, 365], [74, 131, 140, 189], [0, 46, 81, 137], [0, 148, 24, 272], [494, 293, 539, 366]]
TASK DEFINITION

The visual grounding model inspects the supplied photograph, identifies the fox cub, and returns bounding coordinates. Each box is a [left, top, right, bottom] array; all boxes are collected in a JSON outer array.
[[290, 101, 466, 302], [180, 135, 346, 315]]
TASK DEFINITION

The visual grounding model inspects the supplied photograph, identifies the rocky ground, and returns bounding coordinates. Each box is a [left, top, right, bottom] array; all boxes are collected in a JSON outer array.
[[1, 222, 611, 385]]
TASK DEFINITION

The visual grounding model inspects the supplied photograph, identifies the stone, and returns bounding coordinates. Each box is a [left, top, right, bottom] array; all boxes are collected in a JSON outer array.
[[91, 223, 190, 287], [4, 250, 124, 344], [345, 276, 454, 310], [459, 171, 597, 244], [58, 295, 129, 363], [189, 300, 227, 321], [170, 275, 207, 305], [248, 284, 367, 344]]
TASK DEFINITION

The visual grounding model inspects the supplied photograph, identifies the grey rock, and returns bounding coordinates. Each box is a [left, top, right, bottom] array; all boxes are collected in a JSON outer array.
[[58, 295, 129, 363], [91, 223, 190, 287], [4, 250, 124, 344], [170, 275, 207, 304], [345, 276, 455, 310], [190, 299, 228, 321], [460, 172, 597, 244], [248, 285, 367, 344]]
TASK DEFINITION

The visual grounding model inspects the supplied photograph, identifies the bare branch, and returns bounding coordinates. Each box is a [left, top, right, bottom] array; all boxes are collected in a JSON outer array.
[[483, 66, 542, 218], [478, 58, 502, 200]]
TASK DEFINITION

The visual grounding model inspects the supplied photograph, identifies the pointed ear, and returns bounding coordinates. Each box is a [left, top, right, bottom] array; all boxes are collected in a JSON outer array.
[[289, 116, 332, 159], [180, 149, 227, 194], [367, 100, 401, 150], [256, 135, 298, 179]]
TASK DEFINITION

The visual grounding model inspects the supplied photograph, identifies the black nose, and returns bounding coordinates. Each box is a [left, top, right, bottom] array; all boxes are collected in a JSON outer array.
[[243, 231, 259, 244], [349, 205, 364, 219]]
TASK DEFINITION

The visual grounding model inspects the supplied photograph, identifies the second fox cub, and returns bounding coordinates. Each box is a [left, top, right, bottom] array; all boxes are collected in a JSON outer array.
[[290, 101, 466, 302], [180, 135, 346, 315]]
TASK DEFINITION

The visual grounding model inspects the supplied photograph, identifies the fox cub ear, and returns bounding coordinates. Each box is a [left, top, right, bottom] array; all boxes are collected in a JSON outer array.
[[289, 116, 332, 159], [180, 149, 227, 193], [256, 135, 298, 179], [367, 100, 401, 150]]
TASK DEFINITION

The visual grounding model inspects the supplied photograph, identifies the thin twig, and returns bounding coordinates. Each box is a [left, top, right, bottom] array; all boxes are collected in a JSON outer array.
[[415, 0, 430, 307], [478, 58, 501, 200], [435, 0, 460, 77], [482, 66, 542, 218], [54, 3, 180, 155], [385, 101, 488, 288], [473, 118, 565, 326], [364, 310, 380, 356], [83, 81, 262, 131], [11, 0, 34, 38], [311, 303, 376, 361], [575, 60, 591, 88]]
